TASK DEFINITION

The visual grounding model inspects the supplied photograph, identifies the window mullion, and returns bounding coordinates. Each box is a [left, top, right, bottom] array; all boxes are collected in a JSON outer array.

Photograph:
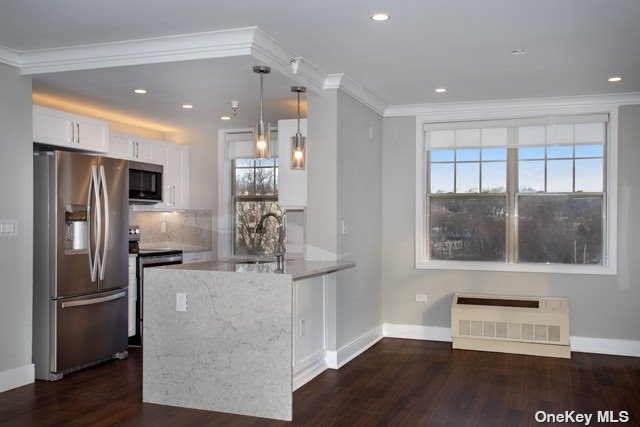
[[507, 147, 518, 263]]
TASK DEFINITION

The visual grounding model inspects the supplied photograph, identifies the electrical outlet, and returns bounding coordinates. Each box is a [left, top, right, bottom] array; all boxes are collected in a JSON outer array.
[[415, 294, 428, 303], [341, 220, 348, 236], [299, 318, 306, 337], [161, 222, 167, 233], [176, 293, 187, 312]]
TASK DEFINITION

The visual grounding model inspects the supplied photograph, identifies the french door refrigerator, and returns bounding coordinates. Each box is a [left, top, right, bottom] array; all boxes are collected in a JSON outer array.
[[33, 150, 129, 380]]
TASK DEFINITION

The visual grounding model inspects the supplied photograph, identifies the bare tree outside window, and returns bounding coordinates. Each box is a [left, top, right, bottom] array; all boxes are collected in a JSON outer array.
[[232, 158, 283, 255]]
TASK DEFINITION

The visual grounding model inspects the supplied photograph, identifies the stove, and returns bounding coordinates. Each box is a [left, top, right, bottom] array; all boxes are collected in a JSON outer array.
[[128, 226, 183, 346]]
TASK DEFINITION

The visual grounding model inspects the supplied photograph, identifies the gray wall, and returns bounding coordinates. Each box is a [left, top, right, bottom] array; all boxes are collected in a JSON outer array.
[[306, 89, 383, 350], [335, 91, 383, 347], [381, 106, 640, 340], [0, 63, 33, 373]]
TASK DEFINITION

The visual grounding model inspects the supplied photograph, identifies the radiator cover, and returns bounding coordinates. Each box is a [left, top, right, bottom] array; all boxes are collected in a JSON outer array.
[[451, 292, 570, 358]]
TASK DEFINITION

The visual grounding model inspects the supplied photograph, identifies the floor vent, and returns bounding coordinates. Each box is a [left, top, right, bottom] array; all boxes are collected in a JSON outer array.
[[451, 293, 570, 358]]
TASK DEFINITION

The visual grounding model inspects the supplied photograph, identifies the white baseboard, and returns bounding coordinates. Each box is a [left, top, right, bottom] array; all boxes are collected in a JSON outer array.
[[325, 325, 383, 369], [571, 336, 640, 357], [383, 323, 640, 358], [293, 358, 327, 391], [383, 323, 452, 342], [0, 364, 34, 394]]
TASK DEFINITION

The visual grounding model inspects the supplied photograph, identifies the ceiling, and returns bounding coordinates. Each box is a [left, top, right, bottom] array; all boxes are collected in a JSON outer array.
[[1, 0, 639, 132]]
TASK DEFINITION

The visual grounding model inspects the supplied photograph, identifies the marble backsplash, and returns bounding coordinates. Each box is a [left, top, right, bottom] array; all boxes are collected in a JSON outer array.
[[129, 209, 213, 250]]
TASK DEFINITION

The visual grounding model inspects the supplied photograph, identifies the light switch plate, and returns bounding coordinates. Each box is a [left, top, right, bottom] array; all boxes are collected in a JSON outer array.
[[0, 219, 18, 236], [176, 293, 187, 312]]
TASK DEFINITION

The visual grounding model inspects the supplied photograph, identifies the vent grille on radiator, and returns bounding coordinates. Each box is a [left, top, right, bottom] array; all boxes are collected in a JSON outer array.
[[451, 293, 570, 358]]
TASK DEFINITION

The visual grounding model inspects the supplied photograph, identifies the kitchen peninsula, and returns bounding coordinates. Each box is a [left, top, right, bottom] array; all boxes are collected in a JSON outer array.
[[142, 258, 354, 421]]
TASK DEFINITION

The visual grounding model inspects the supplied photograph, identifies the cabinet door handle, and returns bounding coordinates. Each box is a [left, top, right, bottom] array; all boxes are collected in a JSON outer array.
[[76, 123, 80, 143], [70, 122, 75, 143], [173, 186, 176, 206], [136, 142, 139, 158]]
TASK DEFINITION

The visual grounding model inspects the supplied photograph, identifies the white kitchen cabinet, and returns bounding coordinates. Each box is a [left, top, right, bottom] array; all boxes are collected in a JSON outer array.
[[164, 143, 190, 209], [131, 141, 189, 211], [292, 275, 325, 378], [277, 118, 307, 209], [128, 255, 137, 337], [33, 105, 108, 153], [108, 132, 154, 162], [182, 251, 213, 264]]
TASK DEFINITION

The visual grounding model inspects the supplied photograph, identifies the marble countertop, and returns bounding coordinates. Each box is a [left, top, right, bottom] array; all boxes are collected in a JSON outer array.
[[159, 256, 355, 280], [139, 242, 212, 253]]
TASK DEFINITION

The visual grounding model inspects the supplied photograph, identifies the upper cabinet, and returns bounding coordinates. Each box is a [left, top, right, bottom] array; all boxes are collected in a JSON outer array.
[[277, 118, 307, 209], [131, 140, 189, 211], [109, 133, 154, 163], [33, 106, 108, 153]]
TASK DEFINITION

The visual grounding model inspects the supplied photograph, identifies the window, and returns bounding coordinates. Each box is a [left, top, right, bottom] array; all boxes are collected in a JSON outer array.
[[232, 158, 282, 255], [418, 112, 615, 274]]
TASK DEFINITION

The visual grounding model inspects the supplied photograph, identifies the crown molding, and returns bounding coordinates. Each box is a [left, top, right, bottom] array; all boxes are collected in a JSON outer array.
[[14, 27, 257, 75], [0, 44, 21, 68], [384, 92, 640, 118], [251, 28, 327, 95], [324, 73, 386, 115]]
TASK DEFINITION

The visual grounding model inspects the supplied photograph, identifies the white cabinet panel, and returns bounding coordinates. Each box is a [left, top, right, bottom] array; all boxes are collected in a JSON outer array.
[[278, 119, 307, 209], [109, 133, 155, 162], [33, 106, 108, 153], [293, 275, 325, 374], [128, 255, 137, 337], [165, 144, 189, 210]]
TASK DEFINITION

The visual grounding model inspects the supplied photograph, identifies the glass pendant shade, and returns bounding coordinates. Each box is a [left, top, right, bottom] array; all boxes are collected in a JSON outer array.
[[290, 85, 306, 170], [290, 132, 305, 169], [252, 65, 271, 159]]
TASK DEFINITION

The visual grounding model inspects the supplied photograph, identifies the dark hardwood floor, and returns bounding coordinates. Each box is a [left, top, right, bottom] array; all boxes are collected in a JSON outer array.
[[1, 339, 638, 426]]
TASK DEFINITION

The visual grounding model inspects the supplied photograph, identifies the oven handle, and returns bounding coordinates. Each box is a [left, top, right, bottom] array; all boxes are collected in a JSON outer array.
[[140, 255, 183, 265]]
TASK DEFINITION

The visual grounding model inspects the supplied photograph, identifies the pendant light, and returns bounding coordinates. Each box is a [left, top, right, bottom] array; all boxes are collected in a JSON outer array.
[[290, 86, 306, 170], [252, 65, 271, 158]]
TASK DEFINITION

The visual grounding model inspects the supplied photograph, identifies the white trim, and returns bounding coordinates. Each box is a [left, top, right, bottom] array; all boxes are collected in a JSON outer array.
[[571, 336, 640, 358], [251, 29, 327, 95], [292, 357, 328, 391], [0, 364, 35, 393], [383, 323, 640, 358], [0, 44, 21, 67], [383, 323, 452, 342], [17, 28, 257, 75], [323, 73, 386, 116], [386, 92, 640, 117], [325, 325, 383, 369], [415, 101, 620, 275]]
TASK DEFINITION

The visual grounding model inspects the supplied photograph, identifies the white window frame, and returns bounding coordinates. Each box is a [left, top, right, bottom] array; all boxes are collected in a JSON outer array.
[[415, 103, 618, 275]]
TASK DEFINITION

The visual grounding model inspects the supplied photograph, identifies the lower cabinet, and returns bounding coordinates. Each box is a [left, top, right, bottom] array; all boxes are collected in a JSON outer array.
[[292, 275, 325, 378], [128, 255, 137, 337]]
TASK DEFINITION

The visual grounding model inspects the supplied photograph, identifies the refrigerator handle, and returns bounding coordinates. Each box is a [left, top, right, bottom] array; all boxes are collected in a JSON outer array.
[[99, 165, 109, 280], [61, 291, 126, 308], [91, 165, 101, 282], [87, 168, 95, 281]]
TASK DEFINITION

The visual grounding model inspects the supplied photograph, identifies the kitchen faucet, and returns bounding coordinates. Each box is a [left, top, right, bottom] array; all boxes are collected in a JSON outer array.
[[255, 213, 286, 270]]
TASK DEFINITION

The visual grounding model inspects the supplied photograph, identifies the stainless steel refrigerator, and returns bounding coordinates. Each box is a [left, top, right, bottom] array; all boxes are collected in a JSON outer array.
[[33, 150, 129, 380]]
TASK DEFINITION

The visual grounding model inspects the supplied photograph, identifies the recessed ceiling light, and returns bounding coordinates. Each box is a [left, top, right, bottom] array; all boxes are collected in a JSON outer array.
[[371, 13, 390, 21], [220, 116, 231, 121], [133, 89, 147, 94], [182, 104, 194, 109], [511, 49, 525, 55], [608, 76, 622, 82], [435, 88, 447, 93]]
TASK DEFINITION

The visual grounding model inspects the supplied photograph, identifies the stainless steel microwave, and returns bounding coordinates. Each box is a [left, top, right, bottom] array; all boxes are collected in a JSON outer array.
[[129, 161, 163, 204]]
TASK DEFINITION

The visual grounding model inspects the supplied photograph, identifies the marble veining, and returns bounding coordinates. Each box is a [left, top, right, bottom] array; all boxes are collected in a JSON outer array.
[[143, 268, 292, 421], [130, 209, 213, 250]]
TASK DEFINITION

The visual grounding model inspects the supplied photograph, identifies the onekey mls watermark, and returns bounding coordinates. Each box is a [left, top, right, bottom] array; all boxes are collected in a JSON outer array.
[[535, 410, 630, 425]]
